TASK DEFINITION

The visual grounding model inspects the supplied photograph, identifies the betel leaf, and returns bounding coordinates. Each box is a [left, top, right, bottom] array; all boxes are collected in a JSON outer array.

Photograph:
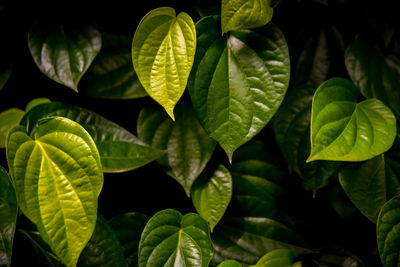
[[345, 36, 400, 119], [25, 98, 51, 112], [249, 248, 295, 267], [132, 7, 196, 120], [188, 16, 290, 161], [217, 259, 242, 267], [80, 33, 147, 99], [6, 117, 103, 267], [0, 60, 12, 92], [20, 102, 164, 173], [28, 22, 101, 91], [109, 212, 149, 267], [0, 166, 17, 267], [339, 155, 400, 223], [191, 164, 232, 232], [0, 108, 25, 148], [137, 102, 216, 196], [221, 0, 273, 34], [138, 209, 213, 267], [307, 78, 396, 162], [78, 215, 126, 267], [377, 197, 400, 267]]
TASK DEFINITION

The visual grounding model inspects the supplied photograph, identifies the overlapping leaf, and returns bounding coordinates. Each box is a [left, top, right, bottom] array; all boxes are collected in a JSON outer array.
[[249, 248, 296, 267], [217, 260, 242, 267], [0, 108, 25, 148]]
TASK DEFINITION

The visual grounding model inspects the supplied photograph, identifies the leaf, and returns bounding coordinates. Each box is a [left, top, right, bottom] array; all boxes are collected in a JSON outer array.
[[78, 215, 126, 267], [188, 16, 290, 161], [191, 164, 232, 232], [307, 78, 396, 162], [377, 197, 400, 267], [339, 155, 400, 223], [80, 33, 147, 99], [132, 7, 196, 120], [6, 117, 103, 267], [221, 0, 273, 33], [0, 166, 17, 267], [21, 102, 164, 173], [249, 248, 295, 267], [138, 209, 213, 267], [109, 212, 149, 267], [0, 108, 25, 148], [217, 259, 242, 267], [0, 60, 12, 92], [345, 36, 400, 119], [137, 102, 216, 196], [28, 22, 101, 91], [25, 98, 51, 112]]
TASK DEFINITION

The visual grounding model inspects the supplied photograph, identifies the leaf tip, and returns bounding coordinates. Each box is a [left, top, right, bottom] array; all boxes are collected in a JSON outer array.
[[165, 107, 175, 121]]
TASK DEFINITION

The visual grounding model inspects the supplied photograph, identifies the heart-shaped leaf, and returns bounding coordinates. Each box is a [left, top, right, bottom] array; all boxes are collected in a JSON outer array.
[[221, 0, 273, 34], [80, 33, 147, 99], [188, 16, 290, 161], [217, 259, 242, 267], [249, 248, 296, 267], [6, 117, 103, 267], [0, 108, 25, 148], [0, 166, 17, 267], [21, 102, 164, 173], [307, 78, 396, 162], [137, 102, 216, 196], [132, 7, 196, 120], [28, 23, 101, 91], [138, 209, 213, 267], [191, 164, 232, 232]]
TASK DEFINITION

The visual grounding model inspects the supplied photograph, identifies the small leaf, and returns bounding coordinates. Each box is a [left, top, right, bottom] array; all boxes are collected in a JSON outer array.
[[308, 78, 396, 162], [25, 98, 51, 112], [0, 166, 17, 267], [138, 209, 213, 267], [132, 7, 196, 120], [0, 108, 25, 148], [28, 22, 101, 91], [217, 259, 242, 267], [191, 164, 232, 232], [221, 0, 273, 33], [249, 248, 295, 267], [0, 60, 12, 92], [6, 117, 103, 267]]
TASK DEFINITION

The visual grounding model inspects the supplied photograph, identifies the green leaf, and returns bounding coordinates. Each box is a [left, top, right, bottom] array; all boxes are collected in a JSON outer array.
[[188, 16, 290, 161], [339, 155, 400, 223], [138, 209, 213, 267], [6, 117, 103, 267], [249, 248, 295, 267], [21, 102, 164, 173], [308, 78, 396, 162], [25, 98, 51, 112], [377, 197, 400, 267], [0, 166, 17, 267], [137, 102, 216, 196], [109, 212, 149, 267], [78, 215, 126, 267], [217, 259, 242, 267], [132, 7, 196, 120], [0, 60, 12, 92], [191, 164, 232, 232], [0, 108, 25, 148], [80, 33, 147, 99], [221, 0, 273, 33], [28, 23, 101, 91], [345, 36, 400, 119]]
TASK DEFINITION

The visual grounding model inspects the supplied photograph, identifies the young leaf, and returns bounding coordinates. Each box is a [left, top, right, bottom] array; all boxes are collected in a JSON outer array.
[[0, 60, 12, 92], [308, 78, 396, 162], [188, 16, 290, 161], [6, 117, 103, 267], [249, 248, 295, 267], [28, 23, 101, 91], [80, 33, 147, 99], [137, 102, 216, 196], [191, 165, 233, 232], [0, 108, 25, 148], [132, 7, 196, 120], [217, 259, 242, 267], [138, 209, 213, 267], [25, 98, 51, 112], [221, 0, 273, 33], [0, 166, 17, 267]]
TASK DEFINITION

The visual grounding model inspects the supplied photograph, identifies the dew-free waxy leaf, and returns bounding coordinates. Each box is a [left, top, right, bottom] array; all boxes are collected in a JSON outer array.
[[0, 108, 25, 148]]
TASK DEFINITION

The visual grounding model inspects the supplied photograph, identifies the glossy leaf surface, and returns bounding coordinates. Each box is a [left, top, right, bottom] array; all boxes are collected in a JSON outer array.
[[0, 108, 24, 148], [249, 248, 295, 267]]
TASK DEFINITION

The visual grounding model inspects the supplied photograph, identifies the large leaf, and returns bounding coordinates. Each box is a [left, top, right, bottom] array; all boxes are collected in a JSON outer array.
[[339, 155, 400, 223], [6, 117, 103, 267], [80, 33, 147, 99], [109, 212, 149, 267], [137, 102, 216, 196], [345, 36, 400, 119], [0, 166, 17, 267], [188, 16, 290, 161], [78, 215, 126, 267], [0, 108, 25, 148], [0, 60, 12, 92], [307, 78, 396, 162], [138, 209, 213, 267], [221, 0, 273, 34], [191, 164, 232, 232], [132, 7, 196, 120], [21, 102, 164, 173], [28, 23, 101, 91]]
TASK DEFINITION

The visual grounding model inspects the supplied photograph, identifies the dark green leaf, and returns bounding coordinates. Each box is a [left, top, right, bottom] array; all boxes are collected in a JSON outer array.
[[0, 108, 25, 148], [0, 60, 12, 92]]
